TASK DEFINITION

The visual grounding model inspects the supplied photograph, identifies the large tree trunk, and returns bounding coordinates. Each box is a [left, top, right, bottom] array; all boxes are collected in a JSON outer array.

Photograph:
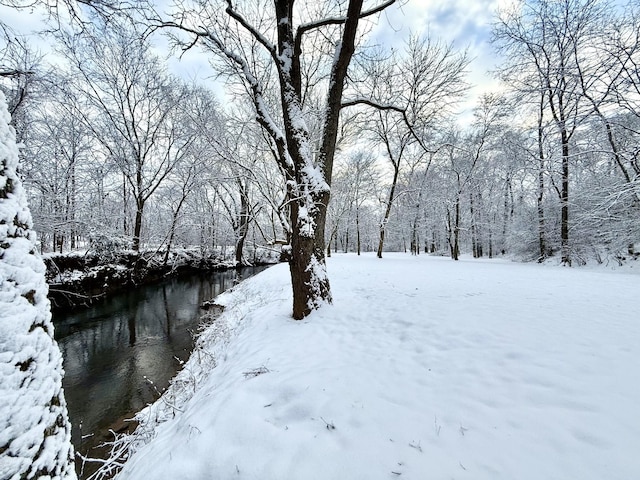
[[447, 196, 461, 261], [288, 197, 331, 319], [377, 165, 399, 258], [234, 184, 251, 265], [198, 0, 380, 318], [272, 0, 365, 318], [560, 127, 570, 265], [536, 95, 547, 262], [356, 206, 361, 255], [132, 198, 144, 252]]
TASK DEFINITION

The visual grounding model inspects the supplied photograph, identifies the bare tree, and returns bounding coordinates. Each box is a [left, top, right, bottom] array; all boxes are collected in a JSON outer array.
[[213, 134, 259, 265], [344, 35, 469, 258], [18, 76, 98, 253], [581, 5, 640, 240], [59, 20, 194, 251], [328, 149, 378, 255], [156, 0, 396, 319], [0, 32, 41, 140], [494, 0, 608, 264], [371, 109, 415, 258]]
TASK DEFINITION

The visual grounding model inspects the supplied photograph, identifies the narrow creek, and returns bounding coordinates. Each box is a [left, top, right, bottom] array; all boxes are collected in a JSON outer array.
[[52, 266, 269, 478]]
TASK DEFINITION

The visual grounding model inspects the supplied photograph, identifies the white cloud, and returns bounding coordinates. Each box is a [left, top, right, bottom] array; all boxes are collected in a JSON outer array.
[[2, 0, 512, 121], [368, 0, 513, 122]]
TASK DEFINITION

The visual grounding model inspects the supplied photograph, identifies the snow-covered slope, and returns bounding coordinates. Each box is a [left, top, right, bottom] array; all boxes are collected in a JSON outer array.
[[116, 253, 640, 480]]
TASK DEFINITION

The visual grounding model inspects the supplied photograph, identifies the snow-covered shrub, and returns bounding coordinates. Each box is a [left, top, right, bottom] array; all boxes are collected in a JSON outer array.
[[86, 232, 132, 263], [0, 91, 77, 478]]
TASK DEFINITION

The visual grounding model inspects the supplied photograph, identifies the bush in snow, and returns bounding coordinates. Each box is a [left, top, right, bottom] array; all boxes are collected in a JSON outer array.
[[0, 91, 77, 479], [86, 232, 132, 263]]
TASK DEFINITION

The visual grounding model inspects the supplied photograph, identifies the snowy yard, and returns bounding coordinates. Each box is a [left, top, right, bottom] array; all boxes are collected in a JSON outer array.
[[115, 253, 640, 480]]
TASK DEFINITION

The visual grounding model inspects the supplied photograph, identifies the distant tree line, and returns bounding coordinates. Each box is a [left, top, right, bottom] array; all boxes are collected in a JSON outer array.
[[0, 0, 637, 301]]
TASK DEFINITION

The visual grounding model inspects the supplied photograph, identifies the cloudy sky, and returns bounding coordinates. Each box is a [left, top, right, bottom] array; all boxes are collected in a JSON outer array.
[[1, 0, 510, 114], [371, 0, 513, 102], [162, 0, 512, 104]]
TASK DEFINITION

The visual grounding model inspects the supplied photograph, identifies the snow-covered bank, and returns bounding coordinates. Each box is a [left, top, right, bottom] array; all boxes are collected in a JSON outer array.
[[114, 253, 639, 480], [45, 246, 282, 311]]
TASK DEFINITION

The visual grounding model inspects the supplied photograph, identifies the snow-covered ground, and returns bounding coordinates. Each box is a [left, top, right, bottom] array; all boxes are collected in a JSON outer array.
[[114, 253, 640, 480]]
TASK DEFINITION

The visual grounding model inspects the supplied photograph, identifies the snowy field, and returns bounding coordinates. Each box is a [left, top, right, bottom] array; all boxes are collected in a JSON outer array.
[[115, 253, 640, 480]]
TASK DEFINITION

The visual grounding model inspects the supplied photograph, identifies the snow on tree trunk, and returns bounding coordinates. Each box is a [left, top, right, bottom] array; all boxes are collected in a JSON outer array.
[[0, 91, 77, 480], [273, 0, 363, 318], [190, 0, 376, 318], [234, 183, 251, 266], [132, 200, 144, 252], [288, 196, 331, 319]]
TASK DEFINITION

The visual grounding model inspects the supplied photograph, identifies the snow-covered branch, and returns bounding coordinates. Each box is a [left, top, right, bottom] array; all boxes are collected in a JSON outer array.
[[341, 97, 440, 155], [296, 0, 396, 35], [160, 20, 294, 174], [223, 0, 279, 63]]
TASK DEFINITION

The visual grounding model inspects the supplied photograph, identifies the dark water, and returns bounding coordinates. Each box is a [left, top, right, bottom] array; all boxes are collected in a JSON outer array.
[[52, 266, 268, 475]]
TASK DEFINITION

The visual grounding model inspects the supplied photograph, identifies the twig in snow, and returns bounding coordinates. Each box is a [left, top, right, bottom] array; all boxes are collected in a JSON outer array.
[[320, 417, 336, 430], [243, 365, 270, 378], [409, 440, 423, 452]]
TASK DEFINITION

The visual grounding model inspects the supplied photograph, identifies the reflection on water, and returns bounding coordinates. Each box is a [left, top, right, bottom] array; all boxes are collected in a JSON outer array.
[[53, 266, 268, 475]]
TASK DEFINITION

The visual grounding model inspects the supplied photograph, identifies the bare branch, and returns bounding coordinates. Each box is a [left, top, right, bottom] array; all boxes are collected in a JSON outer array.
[[224, 0, 278, 62], [296, 0, 396, 35], [341, 98, 439, 155], [0, 69, 35, 77]]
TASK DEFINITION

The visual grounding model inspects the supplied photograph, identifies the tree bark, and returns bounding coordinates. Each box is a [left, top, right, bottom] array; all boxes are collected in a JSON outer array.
[[447, 196, 461, 261], [163, 193, 188, 266], [453, 196, 460, 261], [274, 0, 366, 318], [377, 162, 400, 258], [377, 188, 393, 258], [537, 100, 547, 262], [132, 198, 144, 252], [356, 207, 361, 255], [470, 190, 478, 258], [234, 183, 251, 265], [560, 126, 570, 265]]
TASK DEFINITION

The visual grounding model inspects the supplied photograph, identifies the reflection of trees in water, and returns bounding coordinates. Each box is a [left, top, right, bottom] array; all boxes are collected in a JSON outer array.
[[128, 316, 136, 346], [53, 266, 269, 469]]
